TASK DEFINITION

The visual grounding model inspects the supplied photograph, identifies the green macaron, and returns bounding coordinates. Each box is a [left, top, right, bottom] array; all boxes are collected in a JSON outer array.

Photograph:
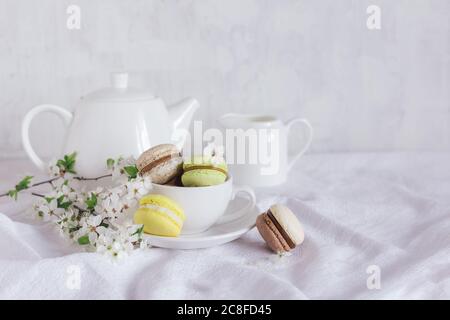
[[181, 156, 228, 187]]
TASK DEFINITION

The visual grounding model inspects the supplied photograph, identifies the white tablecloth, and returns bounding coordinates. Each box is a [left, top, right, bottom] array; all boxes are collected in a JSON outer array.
[[0, 153, 449, 299]]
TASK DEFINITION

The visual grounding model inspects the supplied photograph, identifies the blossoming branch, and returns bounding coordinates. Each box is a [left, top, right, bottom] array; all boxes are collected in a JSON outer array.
[[0, 152, 153, 260]]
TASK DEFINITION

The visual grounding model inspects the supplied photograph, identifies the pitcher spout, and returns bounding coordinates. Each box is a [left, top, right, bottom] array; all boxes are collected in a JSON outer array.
[[168, 97, 199, 148]]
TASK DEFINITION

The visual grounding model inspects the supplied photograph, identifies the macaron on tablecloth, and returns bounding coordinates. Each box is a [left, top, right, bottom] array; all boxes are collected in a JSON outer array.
[[0, 152, 449, 299]]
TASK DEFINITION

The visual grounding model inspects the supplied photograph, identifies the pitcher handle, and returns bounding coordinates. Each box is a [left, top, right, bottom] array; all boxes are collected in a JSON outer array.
[[286, 118, 313, 171], [22, 104, 73, 171]]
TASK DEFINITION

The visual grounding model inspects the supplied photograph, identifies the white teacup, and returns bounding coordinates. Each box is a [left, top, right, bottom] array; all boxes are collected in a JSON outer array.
[[151, 177, 256, 235]]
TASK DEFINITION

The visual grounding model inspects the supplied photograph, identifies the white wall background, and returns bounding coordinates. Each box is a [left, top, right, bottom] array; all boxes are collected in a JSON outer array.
[[0, 0, 449, 159]]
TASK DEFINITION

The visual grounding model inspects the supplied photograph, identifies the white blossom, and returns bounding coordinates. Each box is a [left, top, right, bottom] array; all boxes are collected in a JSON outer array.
[[125, 176, 152, 201], [29, 154, 149, 262], [203, 143, 225, 165], [140, 238, 150, 249], [47, 159, 61, 177], [57, 209, 79, 238], [34, 198, 65, 221], [61, 184, 78, 201], [78, 214, 108, 245], [95, 228, 134, 261], [110, 156, 137, 183], [211, 146, 225, 165]]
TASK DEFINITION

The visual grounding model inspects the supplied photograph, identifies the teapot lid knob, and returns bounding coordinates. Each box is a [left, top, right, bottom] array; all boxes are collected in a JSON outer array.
[[111, 72, 128, 89]]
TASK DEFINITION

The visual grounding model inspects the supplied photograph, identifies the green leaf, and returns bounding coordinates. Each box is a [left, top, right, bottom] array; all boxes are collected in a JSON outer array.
[[6, 176, 33, 200], [106, 158, 115, 169], [60, 201, 72, 210], [124, 165, 138, 180], [132, 225, 144, 236], [85, 193, 97, 210], [56, 195, 72, 209], [7, 190, 18, 200], [69, 226, 81, 233], [45, 196, 54, 203], [15, 176, 33, 191], [77, 235, 90, 245], [64, 152, 77, 174], [56, 152, 77, 174], [56, 159, 65, 169]]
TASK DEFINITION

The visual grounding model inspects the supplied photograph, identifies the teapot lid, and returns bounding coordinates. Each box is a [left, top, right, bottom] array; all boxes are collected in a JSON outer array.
[[83, 73, 155, 102]]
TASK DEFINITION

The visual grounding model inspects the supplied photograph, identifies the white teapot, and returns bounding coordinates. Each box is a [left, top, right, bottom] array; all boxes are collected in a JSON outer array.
[[22, 72, 199, 176]]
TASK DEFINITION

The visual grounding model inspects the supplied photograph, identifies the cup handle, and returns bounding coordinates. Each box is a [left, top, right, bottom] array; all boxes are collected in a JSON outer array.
[[22, 104, 73, 171], [216, 185, 256, 225], [286, 117, 313, 171]]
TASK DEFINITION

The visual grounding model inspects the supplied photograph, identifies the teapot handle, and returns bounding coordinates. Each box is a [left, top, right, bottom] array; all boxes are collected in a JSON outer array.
[[22, 104, 73, 171]]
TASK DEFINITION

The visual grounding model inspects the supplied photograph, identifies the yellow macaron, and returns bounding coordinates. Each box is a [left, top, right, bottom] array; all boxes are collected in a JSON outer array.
[[134, 194, 185, 237]]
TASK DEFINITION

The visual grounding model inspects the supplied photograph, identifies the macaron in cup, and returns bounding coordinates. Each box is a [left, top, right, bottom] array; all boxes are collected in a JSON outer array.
[[181, 155, 228, 187], [136, 144, 183, 185]]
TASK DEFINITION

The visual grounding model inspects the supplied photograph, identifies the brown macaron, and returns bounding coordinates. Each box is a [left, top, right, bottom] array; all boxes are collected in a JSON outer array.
[[256, 204, 305, 253], [136, 144, 183, 185], [165, 174, 183, 187]]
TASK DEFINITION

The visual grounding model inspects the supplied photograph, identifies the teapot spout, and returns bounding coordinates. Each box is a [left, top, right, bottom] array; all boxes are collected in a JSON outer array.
[[168, 97, 199, 148]]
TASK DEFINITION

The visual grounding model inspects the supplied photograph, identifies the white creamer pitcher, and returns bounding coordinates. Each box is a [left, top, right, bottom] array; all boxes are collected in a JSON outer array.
[[218, 114, 313, 187]]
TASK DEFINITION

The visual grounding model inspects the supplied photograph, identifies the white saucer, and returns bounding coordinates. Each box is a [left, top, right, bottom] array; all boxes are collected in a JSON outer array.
[[144, 196, 259, 249]]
